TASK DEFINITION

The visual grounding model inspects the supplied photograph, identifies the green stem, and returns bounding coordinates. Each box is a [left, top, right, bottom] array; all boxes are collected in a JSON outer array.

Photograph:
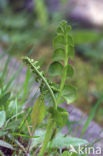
[[56, 33, 68, 105], [38, 118, 56, 156]]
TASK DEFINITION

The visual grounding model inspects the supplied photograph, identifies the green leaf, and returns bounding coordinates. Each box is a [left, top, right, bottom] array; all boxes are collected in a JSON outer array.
[[6, 119, 21, 131], [0, 111, 6, 128], [66, 25, 72, 33], [67, 65, 74, 78], [61, 20, 67, 25], [48, 62, 63, 77], [57, 20, 71, 34], [48, 107, 68, 127], [51, 133, 88, 149], [62, 85, 77, 104], [53, 48, 65, 62], [67, 35, 74, 46], [32, 96, 45, 132], [0, 140, 14, 150], [53, 35, 65, 48], [30, 130, 88, 151], [57, 26, 63, 34], [60, 20, 68, 30], [68, 45, 75, 59]]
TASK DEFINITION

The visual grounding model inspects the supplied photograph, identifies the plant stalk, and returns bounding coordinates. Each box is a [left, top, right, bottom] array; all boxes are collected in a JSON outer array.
[[38, 118, 56, 156]]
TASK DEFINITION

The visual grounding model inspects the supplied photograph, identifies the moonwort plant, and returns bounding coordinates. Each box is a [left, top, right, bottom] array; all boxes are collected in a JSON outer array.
[[23, 20, 77, 155]]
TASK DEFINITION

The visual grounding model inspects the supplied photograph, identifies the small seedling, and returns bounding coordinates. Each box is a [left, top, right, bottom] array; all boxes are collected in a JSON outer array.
[[23, 20, 77, 155]]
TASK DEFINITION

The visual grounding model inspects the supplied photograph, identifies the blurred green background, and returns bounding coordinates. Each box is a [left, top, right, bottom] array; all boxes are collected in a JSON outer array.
[[0, 0, 103, 126]]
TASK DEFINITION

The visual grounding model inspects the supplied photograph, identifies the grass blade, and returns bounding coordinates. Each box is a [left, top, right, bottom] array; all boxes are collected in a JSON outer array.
[[3, 65, 23, 92], [11, 133, 39, 138], [1, 55, 11, 80], [80, 94, 103, 137]]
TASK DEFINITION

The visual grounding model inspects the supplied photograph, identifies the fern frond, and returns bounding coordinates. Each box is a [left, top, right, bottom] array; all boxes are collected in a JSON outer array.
[[23, 57, 57, 108]]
